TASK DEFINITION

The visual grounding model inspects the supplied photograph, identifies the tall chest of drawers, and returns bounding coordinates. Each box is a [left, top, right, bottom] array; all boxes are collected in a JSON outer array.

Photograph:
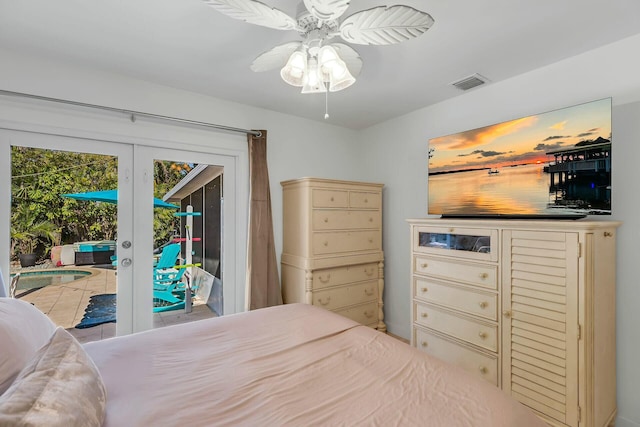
[[408, 218, 620, 427], [281, 178, 385, 331]]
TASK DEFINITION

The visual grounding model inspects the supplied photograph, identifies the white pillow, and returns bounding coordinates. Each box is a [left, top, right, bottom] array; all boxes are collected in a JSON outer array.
[[0, 327, 107, 426], [0, 298, 57, 394]]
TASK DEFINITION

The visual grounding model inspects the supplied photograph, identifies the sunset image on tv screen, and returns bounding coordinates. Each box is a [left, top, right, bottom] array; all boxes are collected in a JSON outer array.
[[428, 98, 612, 216]]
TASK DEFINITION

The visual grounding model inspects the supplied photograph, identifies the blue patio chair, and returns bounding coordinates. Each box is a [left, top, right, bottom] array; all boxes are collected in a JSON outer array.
[[154, 243, 181, 270], [152, 263, 202, 313]]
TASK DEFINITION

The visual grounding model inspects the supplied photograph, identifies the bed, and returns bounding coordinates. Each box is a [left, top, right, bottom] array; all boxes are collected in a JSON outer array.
[[0, 298, 546, 426]]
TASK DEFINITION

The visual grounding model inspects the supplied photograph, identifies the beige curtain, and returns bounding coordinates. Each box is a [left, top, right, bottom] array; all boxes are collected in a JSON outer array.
[[246, 130, 282, 310]]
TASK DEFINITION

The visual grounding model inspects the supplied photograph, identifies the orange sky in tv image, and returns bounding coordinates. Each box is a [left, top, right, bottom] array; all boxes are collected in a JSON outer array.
[[428, 98, 612, 174]]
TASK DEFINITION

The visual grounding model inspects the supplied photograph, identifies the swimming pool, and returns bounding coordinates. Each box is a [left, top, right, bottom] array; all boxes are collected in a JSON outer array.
[[13, 269, 94, 291]]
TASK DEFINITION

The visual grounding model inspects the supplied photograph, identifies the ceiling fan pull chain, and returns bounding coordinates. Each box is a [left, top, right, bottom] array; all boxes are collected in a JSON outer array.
[[324, 86, 329, 119]]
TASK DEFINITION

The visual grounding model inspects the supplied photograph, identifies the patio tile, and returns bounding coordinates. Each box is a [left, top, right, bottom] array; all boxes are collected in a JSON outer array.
[[14, 266, 217, 343]]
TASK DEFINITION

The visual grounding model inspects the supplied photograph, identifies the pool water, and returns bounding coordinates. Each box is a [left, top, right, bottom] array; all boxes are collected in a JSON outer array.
[[13, 270, 92, 290]]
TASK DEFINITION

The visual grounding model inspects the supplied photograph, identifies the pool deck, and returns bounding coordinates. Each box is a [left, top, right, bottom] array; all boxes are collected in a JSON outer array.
[[13, 266, 216, 344]]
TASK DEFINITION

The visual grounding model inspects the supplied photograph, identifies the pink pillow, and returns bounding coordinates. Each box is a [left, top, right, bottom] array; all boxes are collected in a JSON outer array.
[[0, 298, 57, 394]]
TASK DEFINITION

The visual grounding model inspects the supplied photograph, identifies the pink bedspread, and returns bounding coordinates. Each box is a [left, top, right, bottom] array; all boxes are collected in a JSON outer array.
[[84, 303, 545, 426]]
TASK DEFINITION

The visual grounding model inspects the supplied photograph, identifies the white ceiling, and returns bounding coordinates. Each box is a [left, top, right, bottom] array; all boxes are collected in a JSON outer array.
[[1, 0, 640, 129]]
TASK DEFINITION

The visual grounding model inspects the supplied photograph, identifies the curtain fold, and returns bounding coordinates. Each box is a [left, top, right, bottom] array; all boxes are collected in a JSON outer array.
[[246, 130, 282, 310]]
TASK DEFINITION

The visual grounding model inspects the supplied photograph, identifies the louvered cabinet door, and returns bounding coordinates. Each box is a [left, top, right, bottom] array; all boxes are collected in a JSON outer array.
[[502, 230, 580, 427]]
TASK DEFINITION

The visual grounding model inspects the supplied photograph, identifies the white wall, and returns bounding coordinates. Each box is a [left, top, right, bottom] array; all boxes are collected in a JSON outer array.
[[360, 33, 640, 427]]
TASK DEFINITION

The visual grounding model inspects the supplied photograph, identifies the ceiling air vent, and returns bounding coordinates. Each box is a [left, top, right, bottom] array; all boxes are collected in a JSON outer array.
[[451, 74, 489, 91]]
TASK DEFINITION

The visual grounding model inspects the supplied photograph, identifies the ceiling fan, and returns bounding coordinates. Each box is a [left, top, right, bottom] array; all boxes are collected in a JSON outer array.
[[201, 0, 435, 95]]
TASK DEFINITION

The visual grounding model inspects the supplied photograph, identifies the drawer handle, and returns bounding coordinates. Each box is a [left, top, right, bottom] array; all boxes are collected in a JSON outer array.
[[330, 197, 334, 202], [317, 297, 331, 306], [449, 228, 455, 233], [364, 310, 374, 318], [421, 287, 428, 293], [479, 301, 488, 309], [479, 366, 488, 375], [319, 274, 331, 283], [364, 198, 368, 203], [604, 231, 613, 237], [323, 241, 329, 247], [503, 310, 512, 318], [479, 273, 488, 280], [421, 341, 428, 348], [420, 262, 428, 268], [421, 312, 428, 318], [369, 238, 373, 243], [369, 217, 373, 222], [365, 288, 374, 296], [323, 217, 329, 223], [364, 267, 375, 276], [478, 331, 488, 340]]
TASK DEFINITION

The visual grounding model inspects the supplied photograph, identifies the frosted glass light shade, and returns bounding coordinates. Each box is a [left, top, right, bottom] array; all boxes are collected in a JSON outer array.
[[329, 60, 355, 91], [280, 50, 307, 87], [318, 45, 339, 73], [318, 45, 356, 92], [301, 58, 326, 93]]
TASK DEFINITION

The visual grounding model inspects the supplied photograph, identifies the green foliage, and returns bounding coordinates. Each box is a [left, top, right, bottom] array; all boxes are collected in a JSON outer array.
[[10, 147, 191, 260], [10, 204, 60, 255], [153, 161, 191, 248]]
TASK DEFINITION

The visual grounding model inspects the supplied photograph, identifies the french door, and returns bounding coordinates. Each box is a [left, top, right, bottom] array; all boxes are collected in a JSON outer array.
[[132, 146, 239, 331], [2, 131, 244, 336], [0, 130, 135, 335]]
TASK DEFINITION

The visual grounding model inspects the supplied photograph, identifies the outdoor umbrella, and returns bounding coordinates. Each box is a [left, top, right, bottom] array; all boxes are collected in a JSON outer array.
[[62, 189, 179, 209]]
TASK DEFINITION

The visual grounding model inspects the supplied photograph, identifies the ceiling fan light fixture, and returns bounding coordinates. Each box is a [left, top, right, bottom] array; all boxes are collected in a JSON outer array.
[[280, 50, 307, 87], [205, 0, 434, 101]]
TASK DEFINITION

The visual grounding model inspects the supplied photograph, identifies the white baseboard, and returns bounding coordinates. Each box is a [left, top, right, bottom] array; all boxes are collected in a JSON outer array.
[[616, 415, 640, 427]]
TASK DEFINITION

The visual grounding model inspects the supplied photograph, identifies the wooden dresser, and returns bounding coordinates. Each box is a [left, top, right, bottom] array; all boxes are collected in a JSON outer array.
[[408, 218, 620, 427], [281, 178, 385, 331]]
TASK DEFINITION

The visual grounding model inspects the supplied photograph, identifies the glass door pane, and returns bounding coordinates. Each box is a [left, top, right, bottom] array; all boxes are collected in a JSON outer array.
[[1, 130, 133, 341]]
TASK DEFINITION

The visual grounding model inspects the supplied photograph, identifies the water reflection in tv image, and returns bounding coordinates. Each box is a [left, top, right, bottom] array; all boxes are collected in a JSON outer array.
[[428, 98, 612, 216]]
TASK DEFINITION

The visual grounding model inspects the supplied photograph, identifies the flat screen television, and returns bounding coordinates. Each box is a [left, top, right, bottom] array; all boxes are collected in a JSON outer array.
[[428, 98, 612, 219]]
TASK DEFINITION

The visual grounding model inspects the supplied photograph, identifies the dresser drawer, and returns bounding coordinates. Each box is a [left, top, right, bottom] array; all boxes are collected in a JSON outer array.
[[312, 210, 381, 231], [414, 304, 497, 352], [313, 281, 377, 310], [414, 328, 498, 386], [349, 191, 381, 209], [312, 189, 348, 208], [313, 231, 381, 255], [414, 256, 497, 290], [413, 278, 497, 321], [334, 301, 378, 326], [313, 263, 378, 290]]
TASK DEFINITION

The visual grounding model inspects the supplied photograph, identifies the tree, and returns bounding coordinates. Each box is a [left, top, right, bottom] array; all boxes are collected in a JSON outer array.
[[10, 147, 194, 260]]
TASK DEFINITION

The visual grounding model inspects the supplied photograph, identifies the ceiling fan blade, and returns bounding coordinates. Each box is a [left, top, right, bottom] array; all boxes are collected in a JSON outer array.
[[251, 42, 302, 72], [303, 0, 351, 21], [339, 5, 434, 45], [202, 0, 297, 31], [330, 43, 362, 77]]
